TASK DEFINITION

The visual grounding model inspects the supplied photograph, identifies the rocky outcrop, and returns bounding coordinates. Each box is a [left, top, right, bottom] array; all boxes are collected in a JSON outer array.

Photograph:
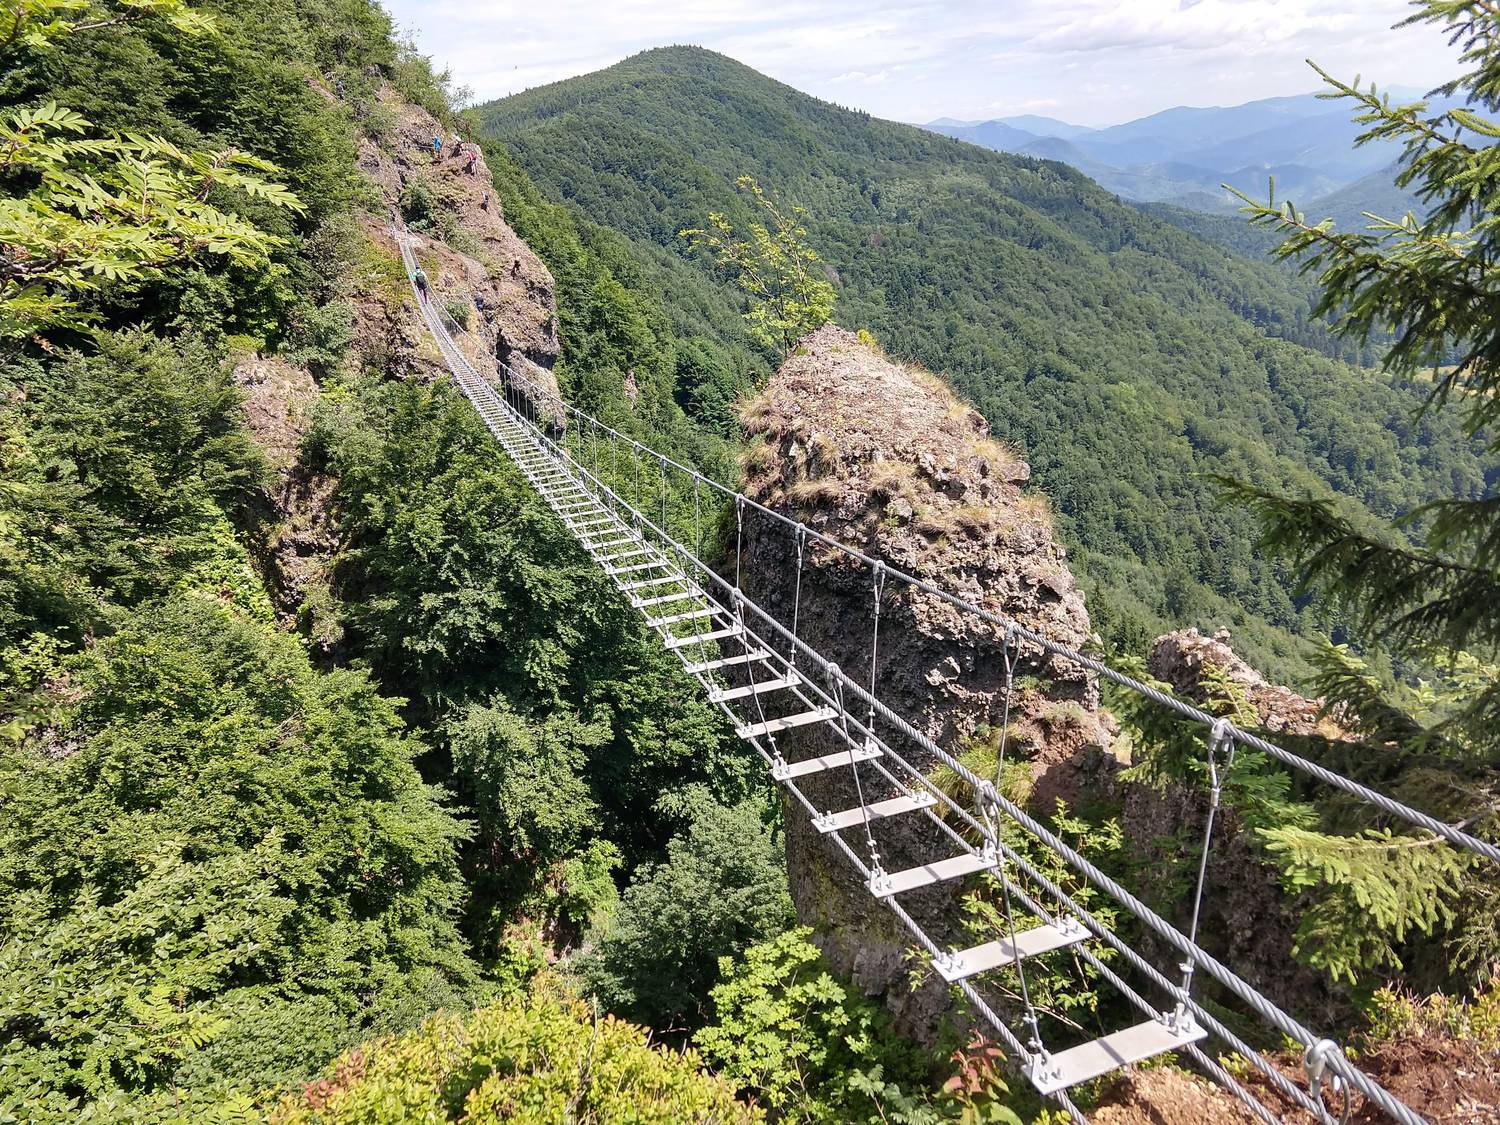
[[1104, 626, 1346, 1026], [240, 85, 561, 627], [735, 325, 1112, 1041], [1148, 627, 1343, 738], [351, 86, 561, 416], [234, 355, 340, 644]]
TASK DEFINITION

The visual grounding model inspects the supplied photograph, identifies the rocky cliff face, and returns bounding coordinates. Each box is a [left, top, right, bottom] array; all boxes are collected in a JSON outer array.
[[735, 325, 1112, 1040], [353, 86, 562, 416], [240, 84, 561, 627]]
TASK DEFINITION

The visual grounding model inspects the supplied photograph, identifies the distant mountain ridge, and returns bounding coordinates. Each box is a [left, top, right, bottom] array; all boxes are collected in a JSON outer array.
[[925, 91, 1458, 215]]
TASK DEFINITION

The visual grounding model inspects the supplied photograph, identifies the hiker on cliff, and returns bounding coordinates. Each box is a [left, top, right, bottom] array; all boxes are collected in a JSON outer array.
[[480, 191, 490, 211], [431, 133, 442, 160], [413, 266, 430, 300], [465, 147, 479, 175]]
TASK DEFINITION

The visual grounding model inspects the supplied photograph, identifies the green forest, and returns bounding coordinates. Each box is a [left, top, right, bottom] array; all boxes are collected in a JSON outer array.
[[477, 46, 1495, 683], [2, 0, 1497, 1121]]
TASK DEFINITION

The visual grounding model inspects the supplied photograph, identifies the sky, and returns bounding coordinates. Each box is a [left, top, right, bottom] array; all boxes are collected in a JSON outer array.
[[380, 0, 1462, 127]]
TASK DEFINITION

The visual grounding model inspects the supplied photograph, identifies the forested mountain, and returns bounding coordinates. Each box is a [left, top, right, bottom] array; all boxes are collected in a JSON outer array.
[[477, 46, 1491, 680]]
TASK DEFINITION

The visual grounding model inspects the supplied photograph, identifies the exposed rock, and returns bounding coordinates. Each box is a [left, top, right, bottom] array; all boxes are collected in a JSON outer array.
[[1097, 626, 1350, 1028], [351, 85, 560, 421], [1091, 1067, 1254, 1125], [237, 87, 564, 628], [735, 325, 1112, 1042], [233, 355, 339, 645], [1149, 627, 1344, 738]]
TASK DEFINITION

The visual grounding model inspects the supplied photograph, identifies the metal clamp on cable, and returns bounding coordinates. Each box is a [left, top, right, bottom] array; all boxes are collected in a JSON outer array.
[[1304, 1038, 1352, 1125]]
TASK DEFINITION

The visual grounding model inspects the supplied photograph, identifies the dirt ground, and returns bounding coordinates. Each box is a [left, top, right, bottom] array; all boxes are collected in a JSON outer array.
[[1087, 1030, 1499, 1125]]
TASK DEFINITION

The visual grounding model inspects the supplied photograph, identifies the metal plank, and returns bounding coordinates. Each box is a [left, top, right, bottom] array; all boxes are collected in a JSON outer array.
[[600, 548, 656, 564], [683, 649, 771, 675], [647, 607, 715, 628], [606, 560, 671, 576], [631, 589, 702, 609], [1029, 1019, 1207, 1095], [707, 673, 801, 703], [736, 707, 837, 740], [934, 919, 1089, 983], [664, 625, 743, 649], [623, 575, 683, 592], [813, 791, 936, 834], [771, 742, 881, 780], [869, 850, 997, 898]]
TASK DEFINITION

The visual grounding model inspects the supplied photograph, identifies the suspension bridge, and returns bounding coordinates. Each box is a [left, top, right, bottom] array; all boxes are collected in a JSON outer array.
[[397, 228, 1498, 1125]]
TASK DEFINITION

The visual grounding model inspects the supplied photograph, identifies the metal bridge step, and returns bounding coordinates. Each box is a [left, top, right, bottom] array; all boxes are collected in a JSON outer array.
[[1029, 1018, 1207, 1095], [606, 560, 671, 576], [647, 607, 715, 628], [584, 538, 634, 553], [870, 850, 998, 898], [708, 673, 801, 703], [814, 791, 936, 834], [934, 919, 1090, 983], [665, 625, 743, 649], [624, 575, 683, 592], [632, 589, 702, 609], [684, 649, 771, 675], [771, 742, 881, 780], [601, 547, 656, 564], [568, 516, 616, 530], [736, 707, 837, 741]]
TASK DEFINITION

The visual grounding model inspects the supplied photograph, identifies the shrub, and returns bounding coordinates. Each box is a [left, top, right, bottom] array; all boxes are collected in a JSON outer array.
[[577, 792, 793, 1029], [267, 980, 760, 1123], [442, 295, 472, 330]]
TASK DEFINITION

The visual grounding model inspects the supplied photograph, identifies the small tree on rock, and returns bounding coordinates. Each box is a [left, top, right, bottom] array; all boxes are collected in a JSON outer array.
[[682, 175, 835, 354]]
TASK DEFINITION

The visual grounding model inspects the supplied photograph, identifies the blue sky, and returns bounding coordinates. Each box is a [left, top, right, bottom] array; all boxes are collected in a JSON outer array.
[[381, 0, 1461, 126]]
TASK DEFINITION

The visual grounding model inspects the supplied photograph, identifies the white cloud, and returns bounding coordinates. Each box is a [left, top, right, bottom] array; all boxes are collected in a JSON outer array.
[[382, 0, 1460, 126]]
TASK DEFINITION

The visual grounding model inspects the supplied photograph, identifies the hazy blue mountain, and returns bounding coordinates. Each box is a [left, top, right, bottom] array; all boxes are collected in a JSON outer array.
[[1302, 162, 1425, 230], [926, 118, 1042, 151], [1078, 93, 1326, 158], [1184, 107, 1399, 182], [996, 113, 1096, 139], [924, 91, 1458, 209]]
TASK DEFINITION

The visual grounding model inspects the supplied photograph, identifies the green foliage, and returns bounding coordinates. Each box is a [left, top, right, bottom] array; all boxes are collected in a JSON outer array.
[[698, 928, 1023, 1125], [579, 792, 794, 1031], [447, 699, 603, 868], [267, 978, 760, 1124], [1216, 1, 1500, 984], [0, 330, 266, 664], [1109, 655, 1487, 988], [477, 46, 1493, 678], [0, 100, 302, 339], [1363, 976, 1500, 1050], [485, 142, 759, 444], [1, 0, 394, 350], [682, 175, 836, 353], [0, 0, 212, 57], [555, 839, 622, 934], [960, 801, 1125, 1033], [0, 597, 477, 1115]]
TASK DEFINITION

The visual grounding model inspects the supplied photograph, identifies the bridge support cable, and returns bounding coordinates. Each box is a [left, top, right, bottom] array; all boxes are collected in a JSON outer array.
[[393, 229, 1473, 1125]]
